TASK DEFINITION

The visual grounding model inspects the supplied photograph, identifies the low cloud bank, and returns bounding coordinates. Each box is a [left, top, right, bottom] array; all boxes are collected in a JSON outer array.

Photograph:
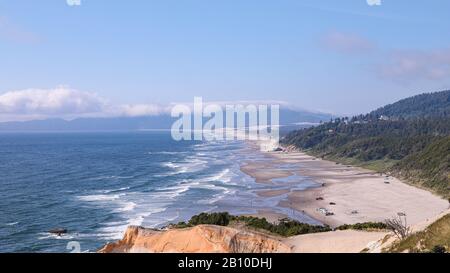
[[0, 86, 169, 121], [0, 86, 300, 122]]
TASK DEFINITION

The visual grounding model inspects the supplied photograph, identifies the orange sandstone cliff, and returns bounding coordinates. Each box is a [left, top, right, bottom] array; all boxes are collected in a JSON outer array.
[[99, 225, 292, 253]]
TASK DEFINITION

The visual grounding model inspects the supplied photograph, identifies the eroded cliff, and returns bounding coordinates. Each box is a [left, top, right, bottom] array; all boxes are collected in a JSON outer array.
[[99, 225, 292, 253]]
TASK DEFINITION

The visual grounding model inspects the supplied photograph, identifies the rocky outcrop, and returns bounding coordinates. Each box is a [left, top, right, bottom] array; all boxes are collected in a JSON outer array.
[[99, 225, 292, 253]]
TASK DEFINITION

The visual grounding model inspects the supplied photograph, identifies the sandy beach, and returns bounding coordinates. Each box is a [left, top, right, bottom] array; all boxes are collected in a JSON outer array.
[[241, 148, 449, 228], [99, 145, 450, 254], [237, 147, 449, 252], [284, 230, 389, 253], [240, 162, 292, 184]]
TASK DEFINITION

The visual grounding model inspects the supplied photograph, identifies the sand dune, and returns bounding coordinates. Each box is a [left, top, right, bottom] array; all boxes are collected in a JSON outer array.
[[284, 230, 389, 253]]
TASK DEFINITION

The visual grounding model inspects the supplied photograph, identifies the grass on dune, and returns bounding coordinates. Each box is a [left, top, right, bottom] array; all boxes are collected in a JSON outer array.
[[386, 214, 450, 253]]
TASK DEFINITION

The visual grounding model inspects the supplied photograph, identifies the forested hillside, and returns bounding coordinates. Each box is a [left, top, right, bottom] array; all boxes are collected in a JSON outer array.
[[282, 91, 450, 197], [394, 137, 450, 196], [370, 90, 450, 119]]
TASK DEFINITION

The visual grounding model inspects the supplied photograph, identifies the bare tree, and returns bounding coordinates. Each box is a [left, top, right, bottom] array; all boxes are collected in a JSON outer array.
[[385, 214, 411, 240]]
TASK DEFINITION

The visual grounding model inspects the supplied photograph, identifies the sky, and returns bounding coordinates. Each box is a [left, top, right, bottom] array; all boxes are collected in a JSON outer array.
[[1, 0, 450, 121]]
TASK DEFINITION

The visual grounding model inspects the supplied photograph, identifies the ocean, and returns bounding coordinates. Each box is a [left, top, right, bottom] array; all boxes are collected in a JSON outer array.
[[0, 132, 319, 253]]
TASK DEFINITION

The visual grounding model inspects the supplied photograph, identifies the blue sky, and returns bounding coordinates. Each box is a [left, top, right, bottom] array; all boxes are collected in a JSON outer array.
[[1, 0, 450, 120]]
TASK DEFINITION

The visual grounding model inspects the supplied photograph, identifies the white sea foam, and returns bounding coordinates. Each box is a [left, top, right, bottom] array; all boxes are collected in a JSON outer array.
[[114, 201, 137, 212], [191, 183, 228, 192], [77, 194, 123, 202], [101, 187, 131, 194], [161, 157, 207, 175], [148, 151, 185, 155], [163, 162, 178, 168], [205, 168, 231, 183], [88, 175, 134, 181], [155, 184, 190, 199], [37, 233, 76, 241], [161, 162, 188, 175], [98, 207, 167, 240], [197, 194, 226, 205], [75, 139, 266, 243], [77, 187, 177, 240]]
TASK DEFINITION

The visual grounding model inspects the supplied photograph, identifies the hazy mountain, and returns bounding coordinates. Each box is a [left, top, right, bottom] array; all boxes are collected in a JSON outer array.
[[0, 108, 332, 132]]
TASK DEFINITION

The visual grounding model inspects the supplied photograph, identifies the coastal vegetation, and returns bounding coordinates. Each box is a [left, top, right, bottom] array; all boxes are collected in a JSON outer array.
[[282, 90, 450, 197], [174, 213, 398, 233], [233, 216, 332, 237], [189, 212, 232, 226], [172, 212, 234, 228], [172, 212, 331, 237], [385, 214, 450, 253], [336, 222, 388, 231], [370, 90, 450, 119]]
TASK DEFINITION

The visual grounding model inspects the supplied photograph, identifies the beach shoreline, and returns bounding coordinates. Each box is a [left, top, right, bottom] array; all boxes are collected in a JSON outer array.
[[99, 142, 450, 253], [240, 144, 448, 228]]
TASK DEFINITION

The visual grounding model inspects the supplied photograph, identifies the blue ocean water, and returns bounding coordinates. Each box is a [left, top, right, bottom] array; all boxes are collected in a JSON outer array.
[[0, 132, 319, 253]]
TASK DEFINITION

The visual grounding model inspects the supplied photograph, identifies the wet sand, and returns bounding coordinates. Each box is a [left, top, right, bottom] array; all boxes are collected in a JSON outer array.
[[240, 162, 292, 184], [241, 148, 449, 228]]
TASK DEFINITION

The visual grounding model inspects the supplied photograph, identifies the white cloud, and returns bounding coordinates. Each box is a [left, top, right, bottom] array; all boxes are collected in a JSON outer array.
[[378, 49, 450, 83], [0, 86, 171, 121], [117, 104, 170, 117], [322, 31, 374, 54], [0, 87, 322, 122], [322, 30, 450, 85], [366, 0, 381, 6], [0, 86, 106, 115]]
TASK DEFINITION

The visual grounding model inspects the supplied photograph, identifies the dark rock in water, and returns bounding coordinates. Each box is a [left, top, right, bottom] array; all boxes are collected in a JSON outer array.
[[273, 147, 283, 152], [49, 229, 68, 236]]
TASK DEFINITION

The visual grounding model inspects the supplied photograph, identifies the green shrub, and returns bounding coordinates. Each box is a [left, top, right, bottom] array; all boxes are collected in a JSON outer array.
[[172, 221, 190, 228], [431, 245, 446, 253], [234, 216, 331, 237], [336, 222, 388, 231], [172, 212, 332, 237], [188, 212, 232, 226]]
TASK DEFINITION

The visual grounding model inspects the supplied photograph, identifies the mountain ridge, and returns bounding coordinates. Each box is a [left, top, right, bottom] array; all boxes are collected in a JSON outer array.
[[0, 108, 332, 132], [370, 90, 450, 119]]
